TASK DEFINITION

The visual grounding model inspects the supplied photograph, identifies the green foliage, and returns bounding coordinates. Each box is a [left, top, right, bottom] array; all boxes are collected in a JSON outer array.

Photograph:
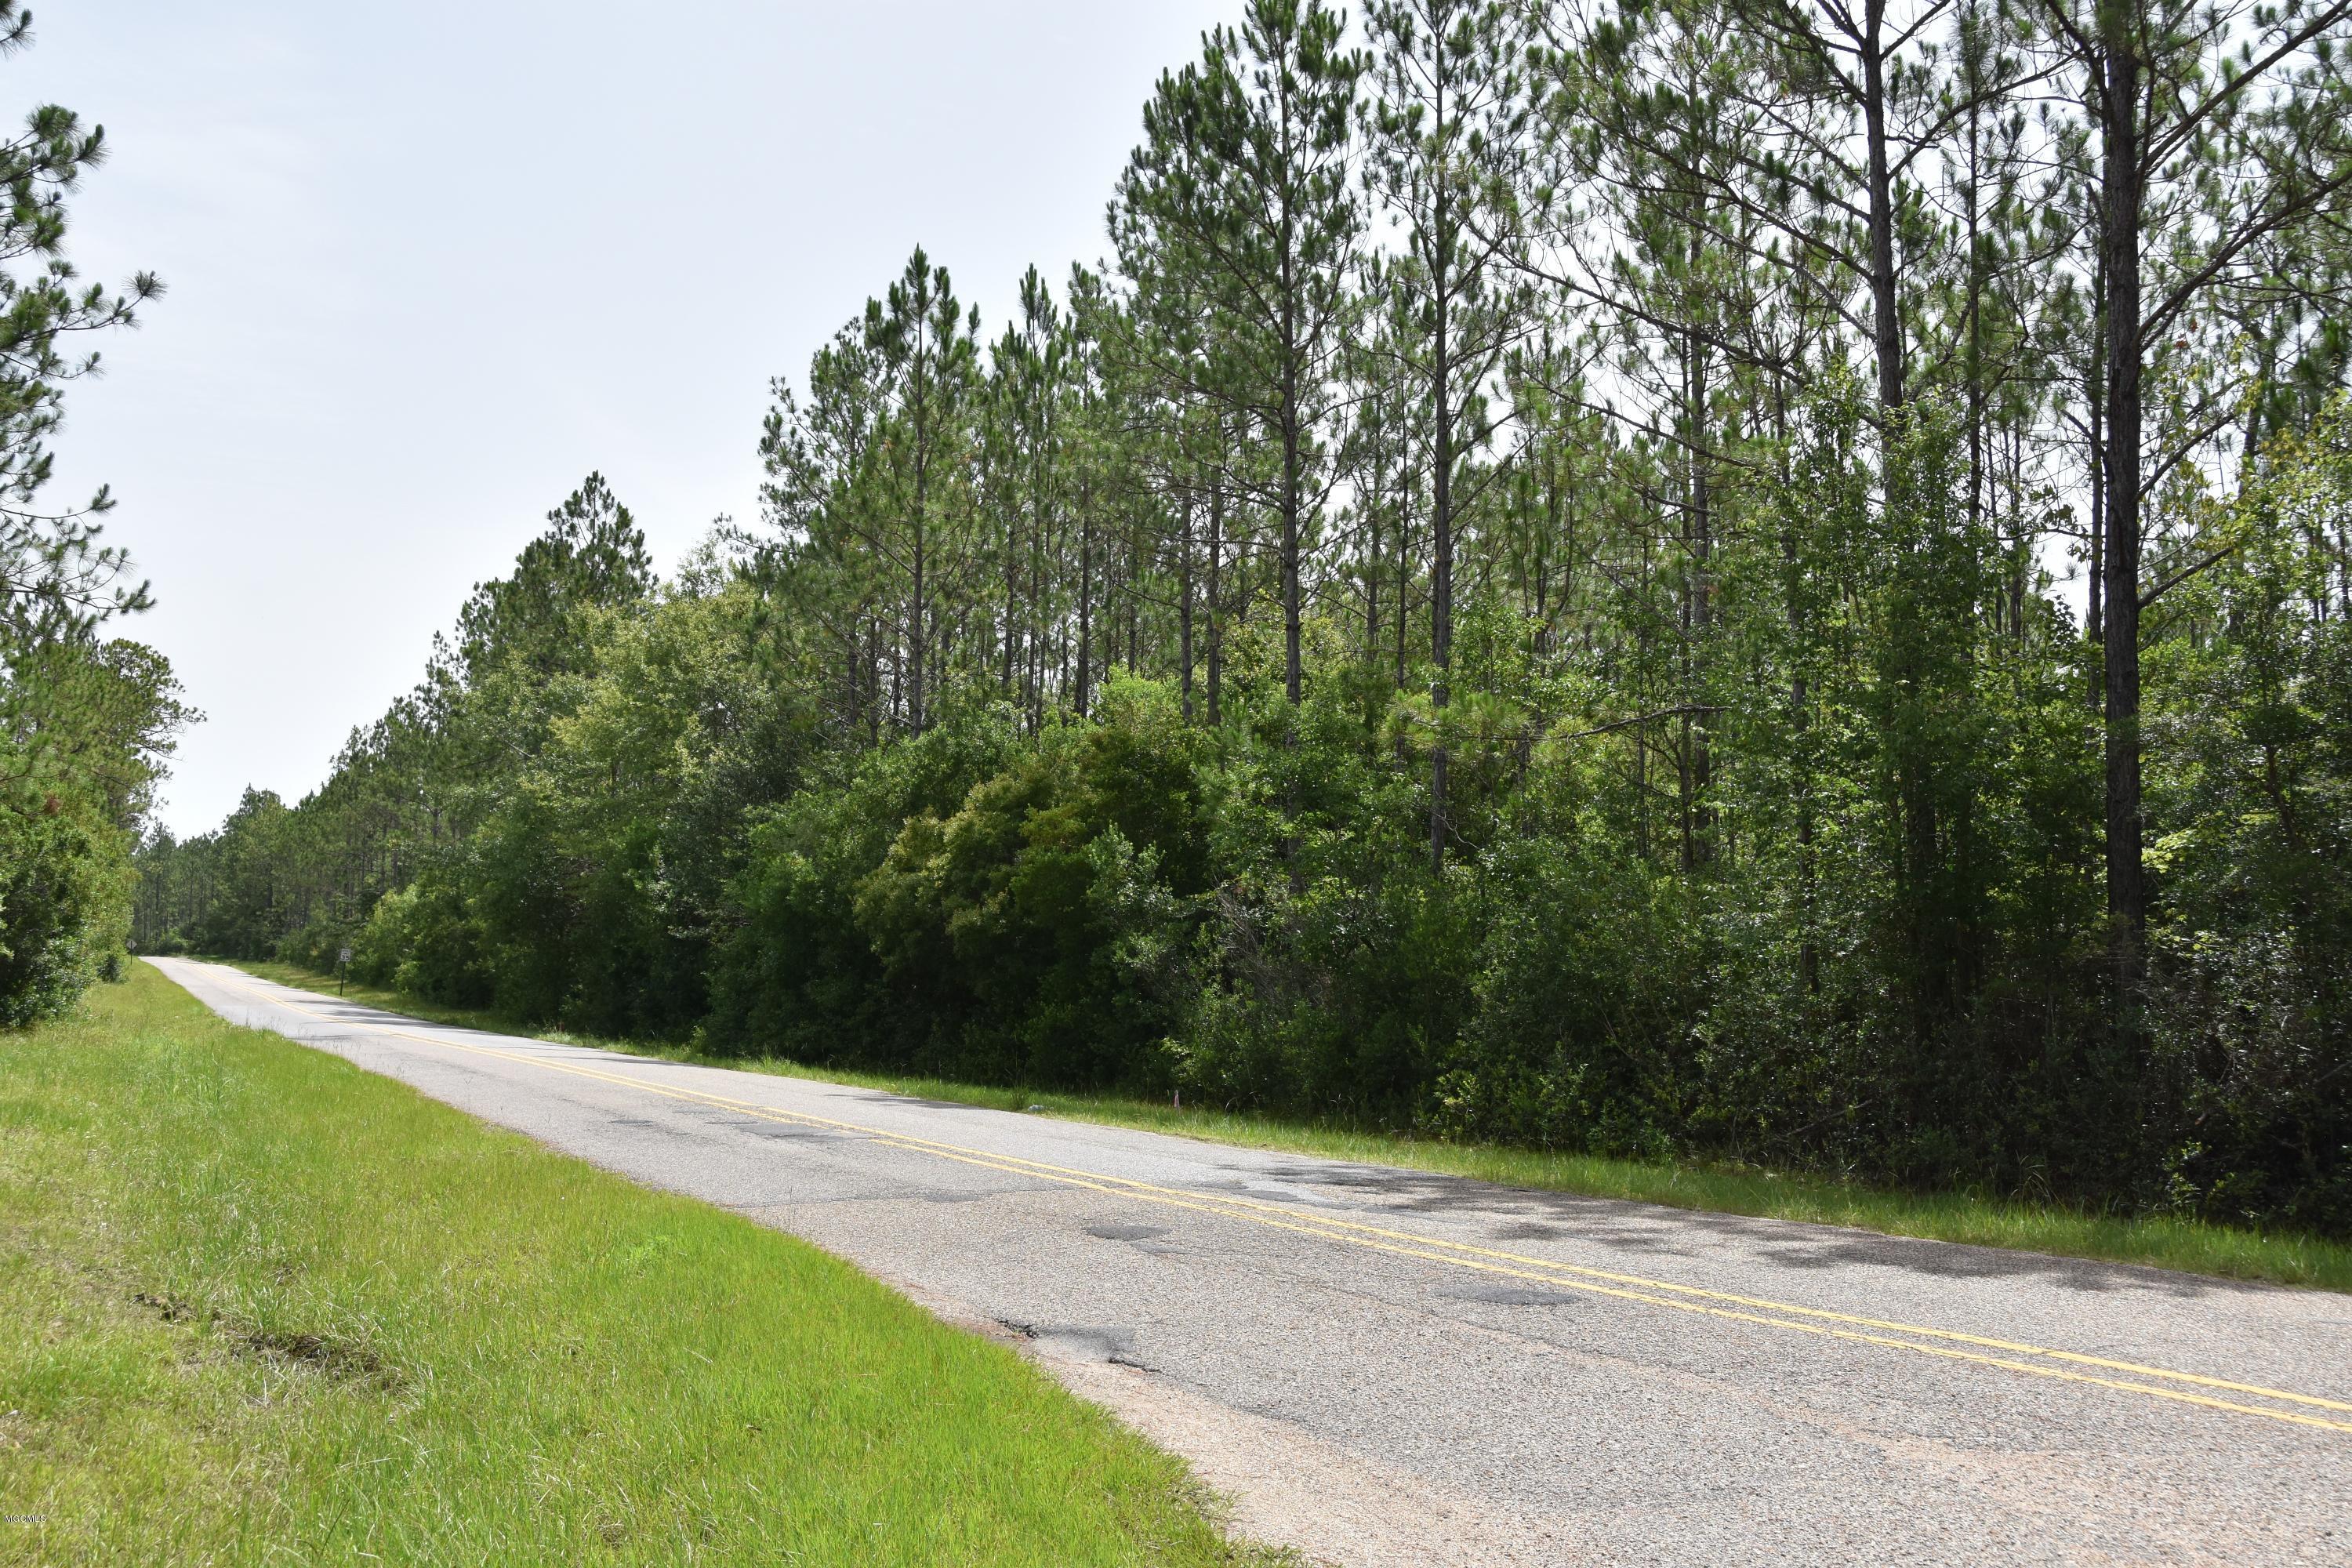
[[712, 680, 1208, 1085], [132, 0, 2352, 1237], [359, 875, 489, 1004], [2140, 403, 2352, 1229], [3, 636, 187, 1016], [1439, 836, 1708, 1155], [0, 789, 130, 1025], [138, 373, 2352, 1237], [0, 11, 174, 1025]]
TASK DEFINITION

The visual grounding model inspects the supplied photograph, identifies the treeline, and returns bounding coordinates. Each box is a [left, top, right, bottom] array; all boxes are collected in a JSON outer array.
[[0, 2, 181, 1026], [139, 0, 2352, 1230]]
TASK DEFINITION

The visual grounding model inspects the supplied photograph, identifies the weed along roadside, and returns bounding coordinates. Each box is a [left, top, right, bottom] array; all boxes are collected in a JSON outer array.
[[0, 965, 1281, 1566]]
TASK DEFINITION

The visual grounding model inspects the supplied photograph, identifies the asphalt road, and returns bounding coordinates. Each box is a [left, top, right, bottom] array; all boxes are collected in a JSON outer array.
[[151, 957, 2351, 1566]]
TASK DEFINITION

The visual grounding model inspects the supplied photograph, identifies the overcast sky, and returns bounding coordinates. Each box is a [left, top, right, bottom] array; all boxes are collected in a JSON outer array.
[[18, 1, 1235, 835]]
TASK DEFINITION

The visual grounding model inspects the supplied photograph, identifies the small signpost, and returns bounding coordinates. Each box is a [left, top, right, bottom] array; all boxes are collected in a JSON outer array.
[[337, 946, 352, 996]]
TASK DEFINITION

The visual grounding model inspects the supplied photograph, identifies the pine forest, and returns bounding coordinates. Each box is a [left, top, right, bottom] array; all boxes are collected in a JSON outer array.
[[118, 0, 2352, 1233]]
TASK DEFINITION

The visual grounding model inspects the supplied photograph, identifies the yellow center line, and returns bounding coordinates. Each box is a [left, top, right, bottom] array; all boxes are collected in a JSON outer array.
[[202, 967, 2352, 1436]]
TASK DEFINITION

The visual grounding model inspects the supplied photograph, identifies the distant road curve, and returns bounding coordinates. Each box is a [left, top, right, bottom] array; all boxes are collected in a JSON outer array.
[[153, 958, 2352, 1567]]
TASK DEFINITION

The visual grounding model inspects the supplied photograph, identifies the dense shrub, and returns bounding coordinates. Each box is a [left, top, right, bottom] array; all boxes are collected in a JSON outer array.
[[0, 800, 133, 1027]]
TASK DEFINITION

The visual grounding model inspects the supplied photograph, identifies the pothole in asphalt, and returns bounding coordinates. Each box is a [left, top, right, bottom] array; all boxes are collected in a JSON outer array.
[[1085, 1223, 1168, 1243]]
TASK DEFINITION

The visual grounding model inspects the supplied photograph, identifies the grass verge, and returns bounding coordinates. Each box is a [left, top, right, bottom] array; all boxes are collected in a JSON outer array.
[[226, 957, 2352, 1294], [0, 964, 1281, 1566]]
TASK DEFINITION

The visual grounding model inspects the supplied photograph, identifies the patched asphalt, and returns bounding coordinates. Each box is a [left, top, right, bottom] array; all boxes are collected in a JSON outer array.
[[153, 958, 2352, 1566]]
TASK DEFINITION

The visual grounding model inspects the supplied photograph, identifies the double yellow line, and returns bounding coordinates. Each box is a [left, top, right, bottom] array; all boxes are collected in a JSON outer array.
[[206, 967, 2352, 1436]]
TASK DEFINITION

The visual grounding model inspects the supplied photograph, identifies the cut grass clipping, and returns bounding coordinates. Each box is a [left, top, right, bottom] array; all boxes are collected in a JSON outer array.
[[0, 964, 1278, 1566], [230, 956, 2352, 1294]]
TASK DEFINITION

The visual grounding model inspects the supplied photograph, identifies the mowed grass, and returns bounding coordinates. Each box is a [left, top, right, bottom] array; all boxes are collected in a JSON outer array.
[[0, 964, 1279, 1567], [227, 958, 2352, 1294]]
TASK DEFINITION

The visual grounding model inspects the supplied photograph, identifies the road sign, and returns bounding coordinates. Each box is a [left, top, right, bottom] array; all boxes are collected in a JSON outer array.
[[338, 947, 353, 965]]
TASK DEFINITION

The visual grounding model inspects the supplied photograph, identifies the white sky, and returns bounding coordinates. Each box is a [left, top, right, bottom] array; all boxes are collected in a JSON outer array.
[[17, 1, 1234, 835]]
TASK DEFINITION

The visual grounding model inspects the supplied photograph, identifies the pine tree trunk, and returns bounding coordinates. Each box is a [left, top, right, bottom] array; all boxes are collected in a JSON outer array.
[[1684, 225, 1715, 870], [1077, 474, 1094, 717], [2086, 251, 2107, 710], [2100, 16, 2147, 978], [1180, 488, 1196, 722], [1282, 397, 1304, 710], [1429, 294, 1454, 877], [1396, 486, 1411, 689], [1366, 467, 1383, 666], [1861, 0, 1904, 412], [1207, 476, 1225, 727], [1001, 506, 1019, 697], [909, 387, 930, 736]]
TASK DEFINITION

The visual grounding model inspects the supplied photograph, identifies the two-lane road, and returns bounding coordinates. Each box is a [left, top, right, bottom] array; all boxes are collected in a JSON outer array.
[[153, 957, 2352, 1566]]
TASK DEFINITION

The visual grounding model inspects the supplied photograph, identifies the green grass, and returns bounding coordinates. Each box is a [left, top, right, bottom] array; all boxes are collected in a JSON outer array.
[[0, 964, 1282, 1567]]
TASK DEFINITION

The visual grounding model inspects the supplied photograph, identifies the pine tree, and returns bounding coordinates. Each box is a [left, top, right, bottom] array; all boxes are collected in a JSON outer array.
[[1363, 0, 1535, 871], [864, 247, 980, 735], [1120, 0, 1363, 711], [2037, 0, 2352, 972]]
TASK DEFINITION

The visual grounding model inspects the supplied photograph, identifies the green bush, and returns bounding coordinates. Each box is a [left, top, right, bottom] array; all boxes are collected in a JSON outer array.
[[358, 877, 492, 1007], [0, 798, 132, 1027]]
